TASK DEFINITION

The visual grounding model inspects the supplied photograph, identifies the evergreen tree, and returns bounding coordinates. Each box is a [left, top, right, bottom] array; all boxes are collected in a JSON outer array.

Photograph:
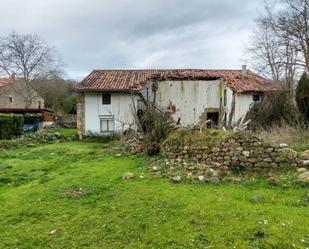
[[296, 72, 309, 124]]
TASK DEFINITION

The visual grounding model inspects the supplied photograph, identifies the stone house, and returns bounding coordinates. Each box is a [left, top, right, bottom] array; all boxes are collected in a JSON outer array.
[[75, 67, 278, 135], [0, 77, 54, 126], [0, 77, 44, 109]]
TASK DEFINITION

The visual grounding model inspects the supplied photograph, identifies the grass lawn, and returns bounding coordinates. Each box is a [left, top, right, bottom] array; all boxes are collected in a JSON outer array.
[[0, 141, 308, 249], [58, 128, 78, 137]]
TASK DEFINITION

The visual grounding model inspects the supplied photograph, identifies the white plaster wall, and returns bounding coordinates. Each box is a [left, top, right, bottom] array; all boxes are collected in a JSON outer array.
[[140, 80, 256, 126], [154, 80, 229, 126], [84, 92, 137, 134], [234, 93, 255, 122]]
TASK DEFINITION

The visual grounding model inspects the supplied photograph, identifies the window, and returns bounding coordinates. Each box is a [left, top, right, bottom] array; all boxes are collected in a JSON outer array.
[[223, 89, 227, 106], [253, 94, 261, 102], [100, 116, 114, 132], [102, 93, 111, 105], [9, 97, 13, 103]]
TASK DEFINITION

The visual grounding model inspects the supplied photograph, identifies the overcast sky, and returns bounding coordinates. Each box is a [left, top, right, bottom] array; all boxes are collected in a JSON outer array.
[[0, 0, 263, 80]]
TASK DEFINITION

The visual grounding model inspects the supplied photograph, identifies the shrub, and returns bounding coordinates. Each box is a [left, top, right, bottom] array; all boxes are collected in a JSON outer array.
[[246, 91, 300, 130], [257, 125, 309, 152], [0, 114, 24, 140], [138, 105, 172, 156], [0, 128, 77, 150], [296, 72, 309, 125]]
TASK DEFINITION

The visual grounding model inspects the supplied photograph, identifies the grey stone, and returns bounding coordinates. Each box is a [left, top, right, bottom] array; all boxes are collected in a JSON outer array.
[[171, 176, 182, 183], [239, 156, 248, 162], [303, 160, 309, 167], [236, 147, 244, 152], [280, 148, 298, 160], [250, 194, 264, 203], [151, 166, 161, 172], [198, 175, 205, 182], [242, 151, 250, 157], [209, 176, 220, 184], [264, 158, 273, 163], [279, 143, 288, 148], [265, 147, 274, 153], [212, 147, 220, 153], [208, 168, 218, 177], [297, 168, 307, 174], [298, 171, 309, 183], [122, 172, 134, 180], [301, 150, 309, 160]]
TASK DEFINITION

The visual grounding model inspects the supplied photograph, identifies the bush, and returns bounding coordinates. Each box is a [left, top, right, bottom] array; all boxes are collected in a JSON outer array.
[[246, 91, 300, 129], [0, 128, 78, 150], [138, 105, 172, 155], [257, 125, 309, 152], [0, 114, 24, 140], [296, 72, 309, 124]]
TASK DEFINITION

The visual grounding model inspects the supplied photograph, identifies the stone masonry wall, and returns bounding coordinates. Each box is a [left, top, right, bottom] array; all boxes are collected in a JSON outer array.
[[161, 131, 300, 174], [76, 93, 85, 138]]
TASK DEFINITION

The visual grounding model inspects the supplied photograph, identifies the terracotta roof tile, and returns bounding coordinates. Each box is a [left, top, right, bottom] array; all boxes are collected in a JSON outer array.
[[76, 69, 277, 93], [0, 77, 15, 88]]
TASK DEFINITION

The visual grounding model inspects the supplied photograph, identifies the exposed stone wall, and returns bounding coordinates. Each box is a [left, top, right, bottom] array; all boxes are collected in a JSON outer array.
[[0, 80, 44, 109], [56, 114, 77, 128], [162, 131, 300, 174], [76, 93, 85, 138]]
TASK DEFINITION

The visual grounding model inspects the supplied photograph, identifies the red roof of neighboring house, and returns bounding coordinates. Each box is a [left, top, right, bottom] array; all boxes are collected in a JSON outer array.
[[75, 69, 278, 93], [0, 77, 15, 88]]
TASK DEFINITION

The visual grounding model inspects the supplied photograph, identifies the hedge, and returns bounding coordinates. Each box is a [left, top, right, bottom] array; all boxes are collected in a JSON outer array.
[[0, 114, 24, 140]]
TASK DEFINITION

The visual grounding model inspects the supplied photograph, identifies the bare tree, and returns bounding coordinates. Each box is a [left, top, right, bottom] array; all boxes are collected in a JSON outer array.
[[274, 0, 309, 70], [0, 32, 62, 108], [248, 18, 283, 81], [247, 1, 307, 95]]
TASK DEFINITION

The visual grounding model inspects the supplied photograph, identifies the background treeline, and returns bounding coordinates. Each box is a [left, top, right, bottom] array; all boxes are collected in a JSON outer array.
[[246, 0, 309, 129], [33, 78, 78, 115]]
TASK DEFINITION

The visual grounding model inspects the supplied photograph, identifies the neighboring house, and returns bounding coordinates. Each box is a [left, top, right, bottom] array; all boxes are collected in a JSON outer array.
[[0, 77, 44, 109], [0, 77, 54, 127], [75, 67, 278, 135]]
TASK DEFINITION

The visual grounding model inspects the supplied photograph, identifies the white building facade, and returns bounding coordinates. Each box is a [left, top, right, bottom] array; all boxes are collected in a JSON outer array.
[[83, 92, 138, 134], [76, 69, 270, 135]]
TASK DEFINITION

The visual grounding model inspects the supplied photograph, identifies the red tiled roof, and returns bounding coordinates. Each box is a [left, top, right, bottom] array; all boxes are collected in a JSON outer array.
[[0, 77, 15, 88], [76, 69, 277, 93]]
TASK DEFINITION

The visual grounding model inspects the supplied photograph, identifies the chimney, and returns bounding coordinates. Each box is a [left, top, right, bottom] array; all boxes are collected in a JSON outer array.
[[241, 65, 247, 78]]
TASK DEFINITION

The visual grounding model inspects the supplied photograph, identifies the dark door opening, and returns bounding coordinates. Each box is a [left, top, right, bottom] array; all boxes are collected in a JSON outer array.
[[207, 112, 219, 126]]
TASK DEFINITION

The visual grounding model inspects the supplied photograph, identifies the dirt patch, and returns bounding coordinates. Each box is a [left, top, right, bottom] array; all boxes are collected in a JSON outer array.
[[60, 187, 92, 198]]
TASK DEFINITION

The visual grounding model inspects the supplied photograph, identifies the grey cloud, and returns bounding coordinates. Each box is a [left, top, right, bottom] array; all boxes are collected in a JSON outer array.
[[0, 0, 263, 79]]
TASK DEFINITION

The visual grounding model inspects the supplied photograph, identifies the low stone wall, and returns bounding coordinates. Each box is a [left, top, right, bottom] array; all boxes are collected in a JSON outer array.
[[56, 114, 77, 128], [162, 131, 300, 174]]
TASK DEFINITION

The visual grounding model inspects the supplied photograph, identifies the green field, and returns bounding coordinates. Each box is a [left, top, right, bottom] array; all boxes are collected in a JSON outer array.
[[0, 141, 308, 249]]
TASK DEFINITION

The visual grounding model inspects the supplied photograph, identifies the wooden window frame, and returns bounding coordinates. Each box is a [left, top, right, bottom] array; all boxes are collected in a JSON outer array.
[[100, 116, 115, 132], [102, 93, 111, 105], [253, 94, 261, 102]]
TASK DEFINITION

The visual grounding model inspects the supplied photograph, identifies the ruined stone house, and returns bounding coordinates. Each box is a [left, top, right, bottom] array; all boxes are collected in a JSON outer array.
[[75, 67, 278, 135]]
